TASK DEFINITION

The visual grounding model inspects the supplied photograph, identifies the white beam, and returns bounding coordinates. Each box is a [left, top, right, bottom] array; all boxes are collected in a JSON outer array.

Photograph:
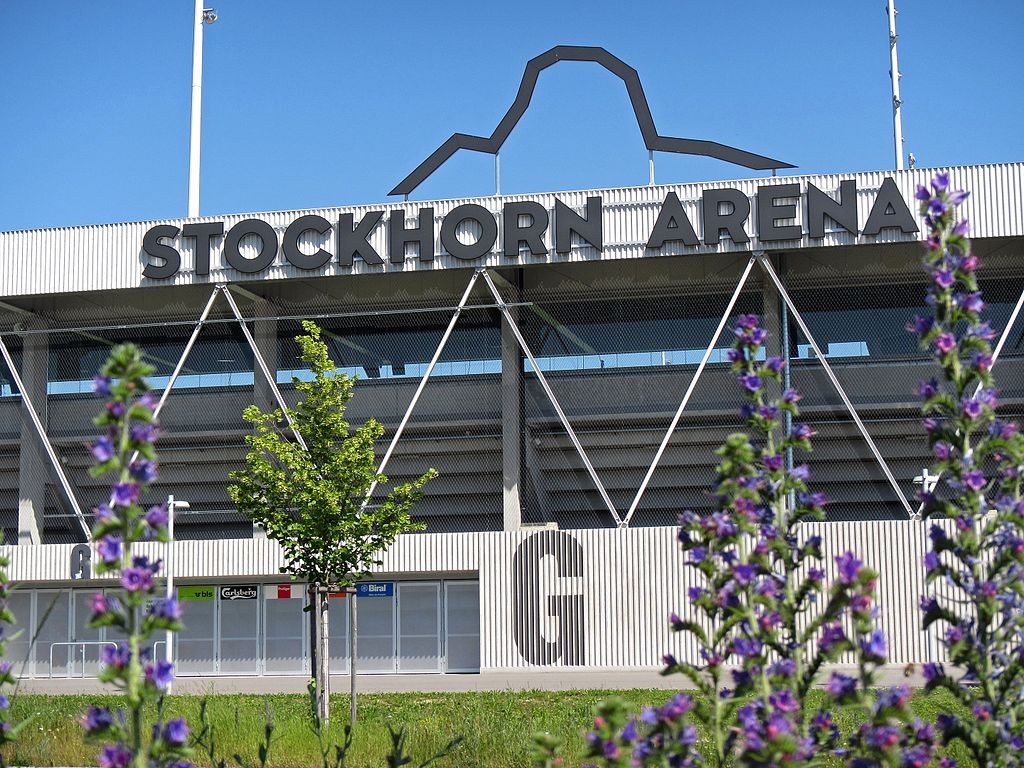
[[622, 255, 757, 526], [757, 254, 914, 517]]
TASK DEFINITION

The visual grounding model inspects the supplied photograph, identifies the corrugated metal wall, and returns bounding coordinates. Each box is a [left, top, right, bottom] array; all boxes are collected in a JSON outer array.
[[0, 521, 945, 669], [0, 164, 1019, 297]]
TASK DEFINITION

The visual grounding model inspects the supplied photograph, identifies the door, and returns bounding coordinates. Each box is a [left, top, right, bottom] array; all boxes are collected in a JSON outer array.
[[398, 583, 441, 673], [444, 581, 480, 672], [264, 584, 306, 675]]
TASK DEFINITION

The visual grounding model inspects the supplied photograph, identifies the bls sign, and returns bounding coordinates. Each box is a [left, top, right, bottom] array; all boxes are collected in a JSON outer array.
[[511, 530, 584, 665]]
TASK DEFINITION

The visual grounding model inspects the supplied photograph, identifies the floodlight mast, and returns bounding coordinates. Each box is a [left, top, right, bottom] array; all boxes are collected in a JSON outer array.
[[887, 0, 905, 171], [187, 3, 217, 217]]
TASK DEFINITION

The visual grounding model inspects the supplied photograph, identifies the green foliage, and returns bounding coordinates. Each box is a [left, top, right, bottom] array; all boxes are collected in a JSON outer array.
[[228, 321, 435, 588]]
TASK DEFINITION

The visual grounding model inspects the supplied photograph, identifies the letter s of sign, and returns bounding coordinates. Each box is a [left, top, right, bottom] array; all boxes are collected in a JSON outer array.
[[511, 530, 584, 665], [142, 225, 182, 279]]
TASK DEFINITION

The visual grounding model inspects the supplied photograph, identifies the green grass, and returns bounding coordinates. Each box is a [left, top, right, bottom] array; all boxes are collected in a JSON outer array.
[[3, 689, 972, 768]]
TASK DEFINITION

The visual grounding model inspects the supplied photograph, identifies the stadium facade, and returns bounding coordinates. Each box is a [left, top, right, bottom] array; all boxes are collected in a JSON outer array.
[[0, 162, 1021, 678]]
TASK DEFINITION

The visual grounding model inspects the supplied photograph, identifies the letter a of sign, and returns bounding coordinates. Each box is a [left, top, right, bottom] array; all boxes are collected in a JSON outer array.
[[646, 192, 700, 248]]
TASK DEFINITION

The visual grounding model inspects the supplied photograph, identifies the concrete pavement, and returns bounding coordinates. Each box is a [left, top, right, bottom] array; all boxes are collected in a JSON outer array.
[[15, 664, 927, 695]]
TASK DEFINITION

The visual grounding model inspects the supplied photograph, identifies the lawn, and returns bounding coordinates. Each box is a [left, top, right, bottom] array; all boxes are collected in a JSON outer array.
[[5, 688, 971, 767]]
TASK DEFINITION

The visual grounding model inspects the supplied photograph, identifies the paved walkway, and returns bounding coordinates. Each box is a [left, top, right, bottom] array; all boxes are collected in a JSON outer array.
[[17, 664, 926, 695]]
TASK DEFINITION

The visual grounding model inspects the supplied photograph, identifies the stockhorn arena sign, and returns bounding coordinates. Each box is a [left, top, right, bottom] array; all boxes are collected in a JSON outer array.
[[141, 179, 918, 280]]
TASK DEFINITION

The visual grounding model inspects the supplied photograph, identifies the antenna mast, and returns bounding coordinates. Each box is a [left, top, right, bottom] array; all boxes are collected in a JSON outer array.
[[887, 0, 905, 170]]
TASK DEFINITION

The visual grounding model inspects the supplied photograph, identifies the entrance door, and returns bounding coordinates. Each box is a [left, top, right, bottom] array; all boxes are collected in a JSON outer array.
[[397, 583, 441, 672], [444, 581, 480, 672], [356, 592, 396, 673]]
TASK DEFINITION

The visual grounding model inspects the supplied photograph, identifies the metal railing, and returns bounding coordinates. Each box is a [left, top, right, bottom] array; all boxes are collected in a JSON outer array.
[[48, 641, 117, 678]]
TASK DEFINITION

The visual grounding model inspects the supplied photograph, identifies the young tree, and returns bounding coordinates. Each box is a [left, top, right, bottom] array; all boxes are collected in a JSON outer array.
[[227, 321, 435, 725]]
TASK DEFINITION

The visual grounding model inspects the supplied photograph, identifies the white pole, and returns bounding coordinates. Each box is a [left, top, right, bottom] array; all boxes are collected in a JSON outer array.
[[187, 0, 205, 218], [887, 0, 905, 171], [165, 494, 175, 670]]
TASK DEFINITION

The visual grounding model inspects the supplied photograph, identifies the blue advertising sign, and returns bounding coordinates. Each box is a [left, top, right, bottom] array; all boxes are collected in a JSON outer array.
[[357, 582, 394, 598]]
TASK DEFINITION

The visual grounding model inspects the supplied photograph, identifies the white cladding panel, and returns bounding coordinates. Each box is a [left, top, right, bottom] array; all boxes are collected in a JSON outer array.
[[0, 164, 1020, 298], [1, 522, 942, 669]]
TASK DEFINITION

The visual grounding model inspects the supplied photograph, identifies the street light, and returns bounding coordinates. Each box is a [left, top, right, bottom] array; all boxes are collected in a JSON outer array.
[[165, 495, 190, 676], [188, 3, 218, 217]]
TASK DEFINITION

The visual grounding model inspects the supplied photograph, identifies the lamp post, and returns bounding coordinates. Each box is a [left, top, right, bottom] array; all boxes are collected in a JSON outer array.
[[188, 2, 218, 217], [165, 495, 190, 679]]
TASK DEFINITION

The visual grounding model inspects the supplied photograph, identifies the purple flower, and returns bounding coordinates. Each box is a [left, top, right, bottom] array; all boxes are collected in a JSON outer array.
[[933, 442, 951, 460], [738, 373, 761, 392], [789, 464, 810, 482], [963, 470, 986, 492], [129, 423, 159, 444], [827, 672, 857, 700], [933, 268, 954, 289], [922, 662, 943, 684], [98, 743, 132, 768], [106, 401, 126, 419], [93, 375, 113, 396], [932, 172, 949, 192], [89, 436, 115, 463], [924, 551, 940, 572], [765, 356, 785, 373], [915, 184, 930, 201], [819, 623, 846, 652], [908, 315, 934, 336], [149, 596, 182, 621], [963, 292, 984, 313], [80, 705, 114, 734], [90, 592, 111, 618], [93, 503, 114, 523], [928, 198, 948, 216], [732, 636, 762, 658], [121, 557, 159, 592], [962, 398, 982, 420], [139, 392, 159, 410], [145, 503, 169, 529], [916, 379, 939, 399], [860, 628, 888, 662], [144, 659, 174, 690], [763, 453, 783, 471], [782, 387, 801, 404], [111, 482, 140, 508], [948, 188, 969, 205], [934, 332, 956, 354], [101, 643, 131, 669], [953, 218, 970, 236], [733, 563, 757, 586], [96, 535, 122, 565], [162, 718, 189, 746], [128, 459, 158, 483], [790, 423, 813, 440], [836, 551, 863, 584]]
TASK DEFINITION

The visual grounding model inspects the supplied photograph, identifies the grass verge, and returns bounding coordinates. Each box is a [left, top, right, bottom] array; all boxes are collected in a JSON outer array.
[[5, 688, 970, 767]]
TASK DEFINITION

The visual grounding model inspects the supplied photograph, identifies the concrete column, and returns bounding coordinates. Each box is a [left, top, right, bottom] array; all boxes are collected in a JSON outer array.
[[500, 274, 523, 530], [251, 307, 277, 540], [17, 327, 49, 545]]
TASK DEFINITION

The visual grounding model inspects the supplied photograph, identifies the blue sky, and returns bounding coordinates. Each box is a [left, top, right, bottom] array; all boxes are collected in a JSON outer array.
[[0, 1, 1021, 232]]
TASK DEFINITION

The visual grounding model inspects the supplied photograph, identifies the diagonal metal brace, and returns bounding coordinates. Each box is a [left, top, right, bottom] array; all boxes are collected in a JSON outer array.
[[361, 269, 484, 509], [0, 336, 90, 539], [622, 255, 757, 526], [480, 269, 624, 527], [757, 254, 914, 517]]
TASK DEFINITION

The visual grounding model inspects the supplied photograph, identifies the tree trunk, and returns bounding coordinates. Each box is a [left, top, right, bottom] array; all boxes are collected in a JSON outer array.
[[350, 589, 357, 728], [314, 586, 330, 724]]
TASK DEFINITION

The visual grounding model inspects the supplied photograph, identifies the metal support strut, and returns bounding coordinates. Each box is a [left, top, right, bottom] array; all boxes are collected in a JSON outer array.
[[757, 254, 914, 517], [622, 255, 757, 527], [481, 269, 624, 527], [221, 285, 308, 451], [361, 269, 484, 509], [0, 336, 90, 539]]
